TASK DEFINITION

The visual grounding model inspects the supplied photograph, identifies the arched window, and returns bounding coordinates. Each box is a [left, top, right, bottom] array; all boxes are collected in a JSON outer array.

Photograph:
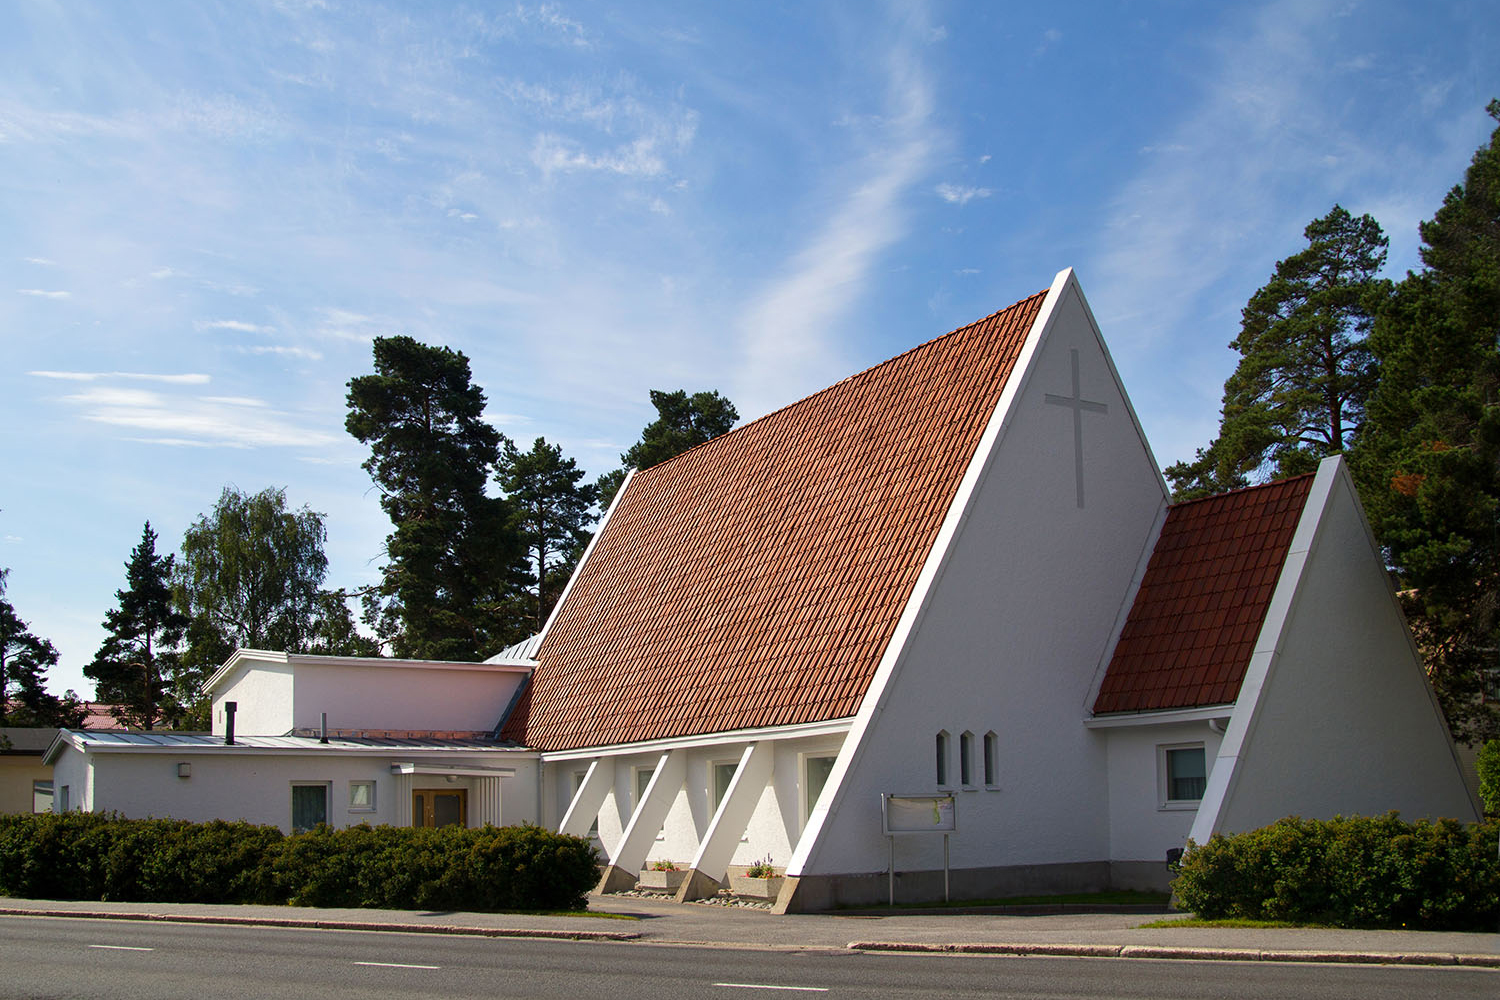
[[936, 731, 950, 786]]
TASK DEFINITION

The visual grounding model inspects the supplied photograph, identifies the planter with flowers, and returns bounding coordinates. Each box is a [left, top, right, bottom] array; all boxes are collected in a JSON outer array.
[[728, 856, 784, 900], [637, 859, 688, 892]]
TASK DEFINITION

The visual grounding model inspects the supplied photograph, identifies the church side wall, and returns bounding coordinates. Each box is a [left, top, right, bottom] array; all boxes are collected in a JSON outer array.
[[1102, 721, 1223, 887], [1214, 469, 1479, 834], [792, 282, 1169, 905]]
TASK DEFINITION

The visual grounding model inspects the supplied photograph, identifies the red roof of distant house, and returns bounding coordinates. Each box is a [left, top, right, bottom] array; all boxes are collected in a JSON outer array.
[[1092, 473, 1316, 715], [503, 290, 1048, 751]]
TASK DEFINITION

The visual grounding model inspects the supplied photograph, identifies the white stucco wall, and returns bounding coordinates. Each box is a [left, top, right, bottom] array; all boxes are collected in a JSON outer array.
[[210, 656, 526, 737], [212, 661, 294, 736], [288, 661, 524, 733], [1208, 463, 1479, 835], [799, 275, 1170, 878], [1103, 720, 1224, 862], [548, 733, 846, 874], [49, 743, 538, 833]]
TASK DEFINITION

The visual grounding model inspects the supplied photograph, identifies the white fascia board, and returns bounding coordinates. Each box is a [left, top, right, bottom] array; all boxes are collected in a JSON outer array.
[[65, 742, 538, 760], [1187, 455, 1339, 846], [390, 763, 517, 777], [1083, 704, 1235, 729], [532, 467, 638, 649], [42, 729, 85, 765], [537, 717, 854, 763], [787, 269, 1072, 877], [203, 648, 532, 697]]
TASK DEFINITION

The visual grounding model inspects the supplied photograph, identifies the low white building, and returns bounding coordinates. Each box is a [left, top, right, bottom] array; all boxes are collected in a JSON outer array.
[[46, 269, 1479, 911]]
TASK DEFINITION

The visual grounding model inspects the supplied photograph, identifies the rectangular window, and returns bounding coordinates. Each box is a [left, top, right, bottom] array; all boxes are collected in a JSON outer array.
[[712, 761, 738, 811], [32, 780, 54, 814], [572, 770, 599, 837], [804, 755, 837, 823], [57, 785, 69, 813], [959, 732, 973, 787], [291, 783, 329, 832], [1163, 746, 1208, 805], [349, 780, 375, 812], [635, 765, 655, 805], [935, 732, 949, 787], [983, 733, 997, 787]]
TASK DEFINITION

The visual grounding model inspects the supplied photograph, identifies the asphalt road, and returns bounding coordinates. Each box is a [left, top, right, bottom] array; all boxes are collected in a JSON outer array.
[[1, 916, 1495, 1000]]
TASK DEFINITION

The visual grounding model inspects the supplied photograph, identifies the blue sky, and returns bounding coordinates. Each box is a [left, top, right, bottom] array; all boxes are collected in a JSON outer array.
[[3, 0, 1497, 700]]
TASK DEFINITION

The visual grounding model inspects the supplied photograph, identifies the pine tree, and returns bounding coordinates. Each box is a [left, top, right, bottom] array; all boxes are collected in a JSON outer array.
[[1354, 101, 1500, 742], [596, 389, 738, 509], [0, 568, 85, 728], [346, 336, 525, 659], [498, 437, 598, 632], [85, 523, 190, 730], [1167, 206, 1391, 499]]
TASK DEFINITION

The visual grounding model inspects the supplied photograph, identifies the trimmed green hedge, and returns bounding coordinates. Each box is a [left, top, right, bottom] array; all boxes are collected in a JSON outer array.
[[1172, 813, 1500, 930], [0, 813, 598, 912]]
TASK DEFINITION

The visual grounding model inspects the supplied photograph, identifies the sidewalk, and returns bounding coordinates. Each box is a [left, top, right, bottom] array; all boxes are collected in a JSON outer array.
[[2, 893, 1497, 968]]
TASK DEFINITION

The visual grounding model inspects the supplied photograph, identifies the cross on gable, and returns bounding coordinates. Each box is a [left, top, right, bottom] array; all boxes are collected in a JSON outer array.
[[1044, 348, 1109, 509]]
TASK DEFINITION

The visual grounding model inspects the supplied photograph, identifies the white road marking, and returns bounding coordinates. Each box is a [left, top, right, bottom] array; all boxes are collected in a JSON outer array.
[[712, 985, 829, 993], [354, 961, 441, 970], [88, 945, 154, 952]]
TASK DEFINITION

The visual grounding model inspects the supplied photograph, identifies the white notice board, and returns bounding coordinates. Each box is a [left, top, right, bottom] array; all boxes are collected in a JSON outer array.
[[882, 794, 957, 834]]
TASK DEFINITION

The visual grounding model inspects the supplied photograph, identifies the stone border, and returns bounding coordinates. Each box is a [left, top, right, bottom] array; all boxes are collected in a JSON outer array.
[[847, 941, 1500, 967], [0, 907, 641, 942]]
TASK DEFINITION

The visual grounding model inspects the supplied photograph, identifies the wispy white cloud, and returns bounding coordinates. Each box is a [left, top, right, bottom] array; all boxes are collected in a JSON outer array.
[[196, 319, 273, 333], [935, 183, 992, 205], [734, 15, 941, 416], [238, 345, 323, 360], [150, 267, 177, 279], [531, 133, 667, 178], [29, 370, 212, 384], [23, 257, 55, 265], [18, 288, 70, 299], [56, 386, 337, 448]]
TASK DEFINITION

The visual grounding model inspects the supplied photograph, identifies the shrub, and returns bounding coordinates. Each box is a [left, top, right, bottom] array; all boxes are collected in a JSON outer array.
[[0, 814, 598, 912], [1478, 740, 1500, 817], [1172, 813, 1500, 930]]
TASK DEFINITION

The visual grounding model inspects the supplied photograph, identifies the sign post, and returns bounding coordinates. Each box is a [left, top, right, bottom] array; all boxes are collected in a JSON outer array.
[[881, 793, 957, 906]]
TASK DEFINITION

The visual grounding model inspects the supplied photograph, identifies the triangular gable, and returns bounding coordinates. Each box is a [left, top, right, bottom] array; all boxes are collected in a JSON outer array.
[[1093, 473, 1316, 715], [502, 290, 1048, 751], [1190, 456, 1479, 839]]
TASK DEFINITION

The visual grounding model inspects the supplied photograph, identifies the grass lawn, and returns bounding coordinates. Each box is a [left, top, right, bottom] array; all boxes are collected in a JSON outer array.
[[841, 890, 1170, 911]]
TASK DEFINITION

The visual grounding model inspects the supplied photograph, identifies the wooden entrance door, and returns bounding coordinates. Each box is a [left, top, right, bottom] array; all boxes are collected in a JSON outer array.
[[412, 788, 467, 828]]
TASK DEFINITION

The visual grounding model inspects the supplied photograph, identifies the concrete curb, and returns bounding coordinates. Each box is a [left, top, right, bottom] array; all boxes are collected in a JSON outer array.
[[847, 940, 1500, 968], [0, 907, 642, 942]]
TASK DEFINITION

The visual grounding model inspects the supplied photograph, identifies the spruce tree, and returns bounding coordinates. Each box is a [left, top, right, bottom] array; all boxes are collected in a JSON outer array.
[[85, 523, 190, 730], [1354, 101, 1500, 741]]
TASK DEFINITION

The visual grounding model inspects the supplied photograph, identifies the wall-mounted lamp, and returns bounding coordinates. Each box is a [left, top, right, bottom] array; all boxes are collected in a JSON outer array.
[[445, 774, 458, 784], [177, 762, 192, 779]]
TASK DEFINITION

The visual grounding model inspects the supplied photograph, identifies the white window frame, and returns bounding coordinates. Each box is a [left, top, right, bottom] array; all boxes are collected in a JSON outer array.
[[797, 747, 841, 831], [1158, 743, 1208, 810], [348, 780, 376, 814], [291, 781, 332, 832]]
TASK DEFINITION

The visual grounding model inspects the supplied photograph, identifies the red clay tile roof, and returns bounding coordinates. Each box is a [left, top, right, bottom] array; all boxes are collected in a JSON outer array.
[[1092, 473, 1316, 715], [503, 291, 1048, 751]]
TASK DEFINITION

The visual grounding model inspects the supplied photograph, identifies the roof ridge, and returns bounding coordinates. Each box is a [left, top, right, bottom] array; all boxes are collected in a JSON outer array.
[[633, 289, 1050, 477], [1166, 468, 1320, 511]]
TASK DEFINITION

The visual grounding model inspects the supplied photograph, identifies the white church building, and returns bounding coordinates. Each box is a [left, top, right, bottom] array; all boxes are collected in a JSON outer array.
[[47, 269, 1479, 912]]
